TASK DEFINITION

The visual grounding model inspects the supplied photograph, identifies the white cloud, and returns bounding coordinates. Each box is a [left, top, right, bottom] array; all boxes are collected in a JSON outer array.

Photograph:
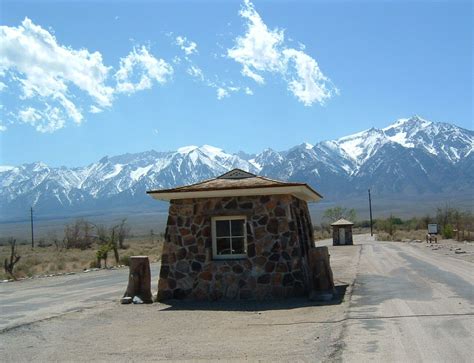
[[217, 87, 229, 100], [282, 48, 335, 106], [18, 105, 66, 133], [115, 46, 173, 94], [176, 36, 197, 56], [0, 18, 113, 131], [216, 86, 242, 100], [90, 105, 103, 114], [227, 0, 336, 106], [18, 107, 41, 123], [241, 66, 265, 84], [187, 65, 204, 81], [0, 18, 114, 112], [227, 0, 284, 84], [244, 87, 253, 95], [0, 123, 7, 132], [1, 18, 174, 132]]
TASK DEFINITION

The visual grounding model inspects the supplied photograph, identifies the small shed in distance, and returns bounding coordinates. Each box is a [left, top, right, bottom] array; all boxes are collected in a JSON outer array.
[[331, 219, 354, 246]]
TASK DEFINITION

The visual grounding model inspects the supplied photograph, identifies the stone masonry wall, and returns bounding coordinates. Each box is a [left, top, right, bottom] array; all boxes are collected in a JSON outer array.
[[157, 194, 314, 301]]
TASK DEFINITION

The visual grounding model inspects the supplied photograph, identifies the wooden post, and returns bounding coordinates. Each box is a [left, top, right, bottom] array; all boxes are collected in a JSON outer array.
[[123, 256, 153, 303], [30, 207, 34, 249], [368, 189, 373, 237]]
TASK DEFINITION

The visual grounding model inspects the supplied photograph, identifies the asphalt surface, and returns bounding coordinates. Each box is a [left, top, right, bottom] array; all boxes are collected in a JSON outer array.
[[0, 263, 160, 331], [1, 237, 473, 361], [339, 240, 474, 362]]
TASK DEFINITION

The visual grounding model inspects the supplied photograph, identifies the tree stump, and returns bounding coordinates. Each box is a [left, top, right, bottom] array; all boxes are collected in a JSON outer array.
[[123, 256, 153, 304], [308, 246, 335, 300]]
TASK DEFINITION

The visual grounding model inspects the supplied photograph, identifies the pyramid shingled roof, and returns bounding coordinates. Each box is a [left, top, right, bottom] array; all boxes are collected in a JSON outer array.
[[331, 218, 354, 226], [147, 168, 322, 202]]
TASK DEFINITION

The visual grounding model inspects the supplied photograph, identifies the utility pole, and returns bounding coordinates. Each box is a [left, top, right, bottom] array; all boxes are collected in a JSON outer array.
[[368, 189, 373, 237], [30, 207, 34, 249]]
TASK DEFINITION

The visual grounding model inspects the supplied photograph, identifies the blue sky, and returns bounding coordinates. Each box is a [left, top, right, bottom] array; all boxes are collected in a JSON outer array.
[[0, 0, 472, 167]]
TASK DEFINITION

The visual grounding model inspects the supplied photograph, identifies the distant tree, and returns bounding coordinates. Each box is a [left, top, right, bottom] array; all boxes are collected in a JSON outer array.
[[4, 238, 21, 278], [92, 223, 121, 266], [421, 214, 432, 229], [96, 242, 113, 268], [117, 219, 131, 249], [442, 224, 454, 239], [63, 219, 94, 249], [376, 214, 397, 238], [436, 203, 455, 231], [323, 206, 357, 223]]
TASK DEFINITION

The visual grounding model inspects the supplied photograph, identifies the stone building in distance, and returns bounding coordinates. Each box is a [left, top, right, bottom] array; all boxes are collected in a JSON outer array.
[[147, 169, 323, 301], [331, 218, 354, 246]]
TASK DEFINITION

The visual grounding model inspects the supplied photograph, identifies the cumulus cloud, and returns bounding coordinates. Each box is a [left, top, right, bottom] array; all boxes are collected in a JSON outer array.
[[0, 17, 114, 128], [18, 105, 66, 133], [227, 0, 336, 106], [282, 49, 336, 106], [0, 18, 173, 132], [115, 46, 173, 94], [89, 105, 103, 114], [216, 87, 229, 100], [227, 0, 284, 84], [216, 86, 243, 100], [0, 123, 7, 132], [176, 36, 197, 55], [187, 65, 204, 81]]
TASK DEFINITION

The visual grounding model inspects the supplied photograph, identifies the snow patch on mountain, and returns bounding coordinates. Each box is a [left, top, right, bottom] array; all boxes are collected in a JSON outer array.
[[337, 128, 387, 165], [0, 116, 472, 219], [131, 165, 153, 181], [103, 164, 123, 180], [177, 145, 199, 154]]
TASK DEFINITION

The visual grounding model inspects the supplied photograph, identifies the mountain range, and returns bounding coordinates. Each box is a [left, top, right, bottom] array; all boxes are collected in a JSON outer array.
[[1, 116, 473, 222]]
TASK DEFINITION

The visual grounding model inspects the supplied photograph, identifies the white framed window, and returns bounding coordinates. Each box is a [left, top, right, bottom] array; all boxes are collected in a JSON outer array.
[[211, 216, 247, 259]]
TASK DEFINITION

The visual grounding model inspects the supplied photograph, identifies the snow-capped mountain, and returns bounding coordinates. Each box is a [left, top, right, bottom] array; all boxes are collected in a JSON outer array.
[[1, 116, 472, 221]]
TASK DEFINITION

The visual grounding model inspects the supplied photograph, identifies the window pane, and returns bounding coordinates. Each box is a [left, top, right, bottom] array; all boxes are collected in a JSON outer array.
[[231, 237, 245, 254], [216, 238, 231, 255], [216, 220, 230, 237], [231, 219, 245, 236]]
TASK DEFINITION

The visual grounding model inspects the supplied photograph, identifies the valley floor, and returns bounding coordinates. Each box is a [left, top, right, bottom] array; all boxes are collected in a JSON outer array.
[[0, 235, 473, 362]]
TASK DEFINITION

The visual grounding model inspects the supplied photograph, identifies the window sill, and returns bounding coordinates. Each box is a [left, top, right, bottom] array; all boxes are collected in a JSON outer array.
[[212, 254, 248, 261]]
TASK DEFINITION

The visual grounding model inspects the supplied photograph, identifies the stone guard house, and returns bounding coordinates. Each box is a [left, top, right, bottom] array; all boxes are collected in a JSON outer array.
[[147, 169, 323, 301], [331, 218, 354, 246]]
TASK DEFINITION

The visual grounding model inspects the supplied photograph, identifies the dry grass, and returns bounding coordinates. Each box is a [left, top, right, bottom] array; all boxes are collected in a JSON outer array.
[[314, 226, 371, 241], [376, 229, 429, 242], [0, 236, 163, 280]]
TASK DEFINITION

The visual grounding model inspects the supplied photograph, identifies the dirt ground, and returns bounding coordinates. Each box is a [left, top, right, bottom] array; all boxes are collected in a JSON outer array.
[[0, 242, 360, 362], [408, 238, 474, 263]]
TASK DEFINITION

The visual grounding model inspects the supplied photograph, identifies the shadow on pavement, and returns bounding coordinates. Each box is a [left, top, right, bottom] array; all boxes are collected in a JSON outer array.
[[158, 284, 348, 312]]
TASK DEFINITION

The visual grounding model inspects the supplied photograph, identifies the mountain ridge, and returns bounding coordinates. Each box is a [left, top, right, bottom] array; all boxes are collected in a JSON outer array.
[[1, 116, 472, 221]]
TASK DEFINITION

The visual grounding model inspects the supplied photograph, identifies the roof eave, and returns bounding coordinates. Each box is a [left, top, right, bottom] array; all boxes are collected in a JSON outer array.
[[147, 185, 322, 202]]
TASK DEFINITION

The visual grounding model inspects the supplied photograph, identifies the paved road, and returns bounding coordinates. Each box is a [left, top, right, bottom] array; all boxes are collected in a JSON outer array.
[[340, 240, 474, 362], [1, 237, 473, 362], [0, 263, 160, 331]]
